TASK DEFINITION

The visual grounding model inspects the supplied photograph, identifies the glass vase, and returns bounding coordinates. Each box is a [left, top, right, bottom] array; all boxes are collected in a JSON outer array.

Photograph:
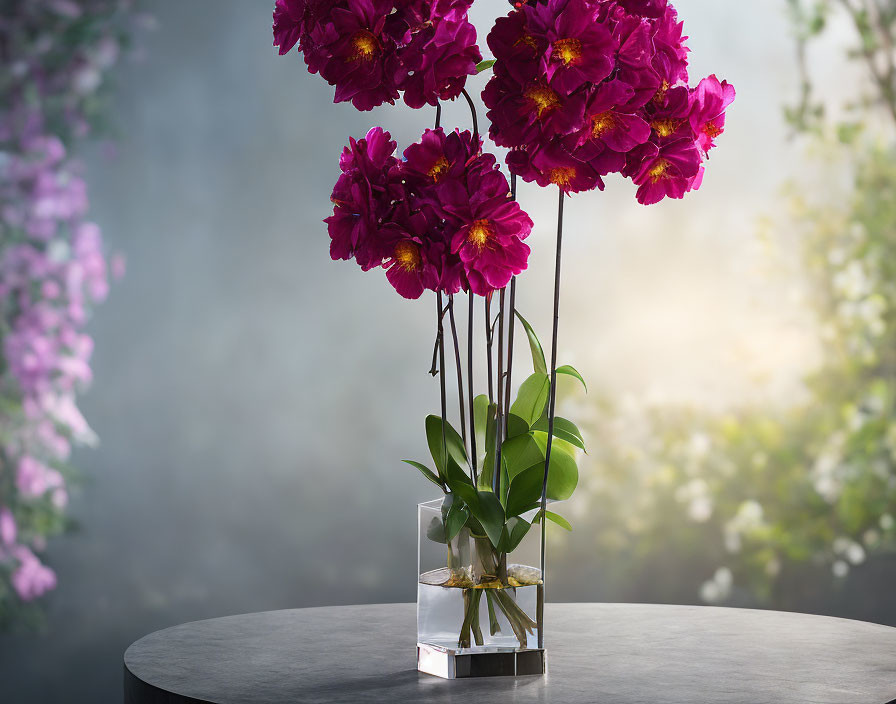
[[416, 498, 546, 678]]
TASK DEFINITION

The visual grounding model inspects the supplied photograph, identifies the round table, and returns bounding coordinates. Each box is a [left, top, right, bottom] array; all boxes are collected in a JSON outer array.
[[123, 603, 896, 704]]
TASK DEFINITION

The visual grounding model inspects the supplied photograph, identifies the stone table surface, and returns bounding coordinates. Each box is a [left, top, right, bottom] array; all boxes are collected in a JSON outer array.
[[123, 603, 896, 704]]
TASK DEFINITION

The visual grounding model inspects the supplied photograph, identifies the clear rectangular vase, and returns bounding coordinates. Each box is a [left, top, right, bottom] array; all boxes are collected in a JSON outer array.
[[416, 498, 546, 679]]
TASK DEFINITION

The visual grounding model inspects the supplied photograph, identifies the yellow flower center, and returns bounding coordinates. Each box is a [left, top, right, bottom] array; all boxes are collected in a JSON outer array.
[[428, 157, 450, 182], [703, 121, 722, 138], [653, 79, 671, 104], [552, 38, 582, 66], [349, 30, 378, 61], [651, 119, 682, 137], [394, 241, 421, 271], [648, 159, 670, 182], [591, 111, 617, 138], [468, 219, 493, 248], [524, 83, 560, 119], [514, 34, 538, 51], [549, 167, 576, 187]]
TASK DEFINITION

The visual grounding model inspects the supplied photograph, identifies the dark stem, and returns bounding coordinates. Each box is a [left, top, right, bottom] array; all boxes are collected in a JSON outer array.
[[538, 188, 565, 649], [447, 295, 468, 461], [434, 102, 442, 130], [504, 173, 518, 426], [437, 292, 448, 474], [504, 277, 516, 425], [460, 88, 480, 146], [467, 292, 478, 484], [493, 287, 506, 496], [485, 294, 494, 403]]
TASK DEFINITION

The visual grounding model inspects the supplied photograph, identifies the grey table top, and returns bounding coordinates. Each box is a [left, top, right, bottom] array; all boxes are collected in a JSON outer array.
[[123, 602, 896, 704]]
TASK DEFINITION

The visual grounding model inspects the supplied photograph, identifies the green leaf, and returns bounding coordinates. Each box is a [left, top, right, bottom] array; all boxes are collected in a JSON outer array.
[[445, 502, 469, 542], [514, 311, 547, 374], [498, 516, 531, 553], [444, 457, 479, 512], [534, 509, 572, 531], [473, 394, 492, 451], [500, 433, 543, 482], [484, 401, 498, 455], [479, 446, 495, 491], [475, 59, 496, 73], [504, 463, 545, 518], [531, 432, 579, 501], [531, 416, 586, 452], [556, 364, 587, 392], [474, 490, 506, 548], [426, 516, 447, 544], [402, 460, 444, 489], [426, 414, 468, 475], [505, 413, 530, 439], [510, 373, 550, 427]]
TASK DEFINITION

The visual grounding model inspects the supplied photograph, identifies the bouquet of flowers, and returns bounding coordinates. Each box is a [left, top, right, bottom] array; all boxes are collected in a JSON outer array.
[[274, 0, 733, 668]]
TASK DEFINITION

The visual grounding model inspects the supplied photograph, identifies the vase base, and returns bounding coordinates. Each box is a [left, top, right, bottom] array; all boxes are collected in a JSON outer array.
[[416, 643, 546, 679]]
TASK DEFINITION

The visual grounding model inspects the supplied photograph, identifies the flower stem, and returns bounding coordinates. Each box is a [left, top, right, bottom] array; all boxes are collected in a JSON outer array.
[[436, 291, 448, 474], [467, 292, 478, 484], [505, 174, 518, 427], [434, 102, 441, 130], [447, 295, 469, 463], [494, 287, 505, 496], [504, 277, 516, 427], [459, 88, 479, 146], [538, 187, 565, 649], [485, 294, 494, 403]]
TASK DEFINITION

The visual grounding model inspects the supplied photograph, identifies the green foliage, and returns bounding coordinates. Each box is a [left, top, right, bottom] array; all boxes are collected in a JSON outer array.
[[407, 313, 587, 553], [572, 138, 896, 610], [515, 311, 547, 374], [510, 373, 550, 427]]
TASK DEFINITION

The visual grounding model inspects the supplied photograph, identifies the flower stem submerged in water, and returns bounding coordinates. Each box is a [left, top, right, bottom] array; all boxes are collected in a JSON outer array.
[[418, 566, 542, 650]]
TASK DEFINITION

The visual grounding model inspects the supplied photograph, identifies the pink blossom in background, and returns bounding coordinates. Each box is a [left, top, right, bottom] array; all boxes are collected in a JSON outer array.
[[10, 547, 57, 602], [1, 0, 134, 616]]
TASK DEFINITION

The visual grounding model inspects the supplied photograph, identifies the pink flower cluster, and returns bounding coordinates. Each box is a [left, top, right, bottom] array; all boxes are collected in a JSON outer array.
[[483, 0, 734, 203], [326, 126, 532, 298], [0, 2, 136, 614], [274, 0, 482, 110], [0, 134, 110, 602]]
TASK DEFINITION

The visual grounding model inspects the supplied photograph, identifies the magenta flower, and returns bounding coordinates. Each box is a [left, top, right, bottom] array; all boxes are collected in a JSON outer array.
[[651, 4, 689, 84], [380, 210, 444, 299], [325, 126, 533, 297], [531, 0, 616, 96], [312, 0, 402, 111], [483, 70, 587, 148], [325, 126, 400, 268], [615, 0, 668, 18], [689, 74, 735, 153], [401, 127, 481, 194], [273, 0, 335, 55], [571, 79, 651, 161], [398, 16, 481, 109], [275, 0, 480, 111], [485, 10, 547, 86], [509, 140, 603, 193], [625, 138, 701, 205], [443, 163, 532, 295]]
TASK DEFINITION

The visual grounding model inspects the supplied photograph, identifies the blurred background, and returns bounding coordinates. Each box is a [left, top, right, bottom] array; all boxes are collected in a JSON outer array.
[[2, 0, 896, 701]]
